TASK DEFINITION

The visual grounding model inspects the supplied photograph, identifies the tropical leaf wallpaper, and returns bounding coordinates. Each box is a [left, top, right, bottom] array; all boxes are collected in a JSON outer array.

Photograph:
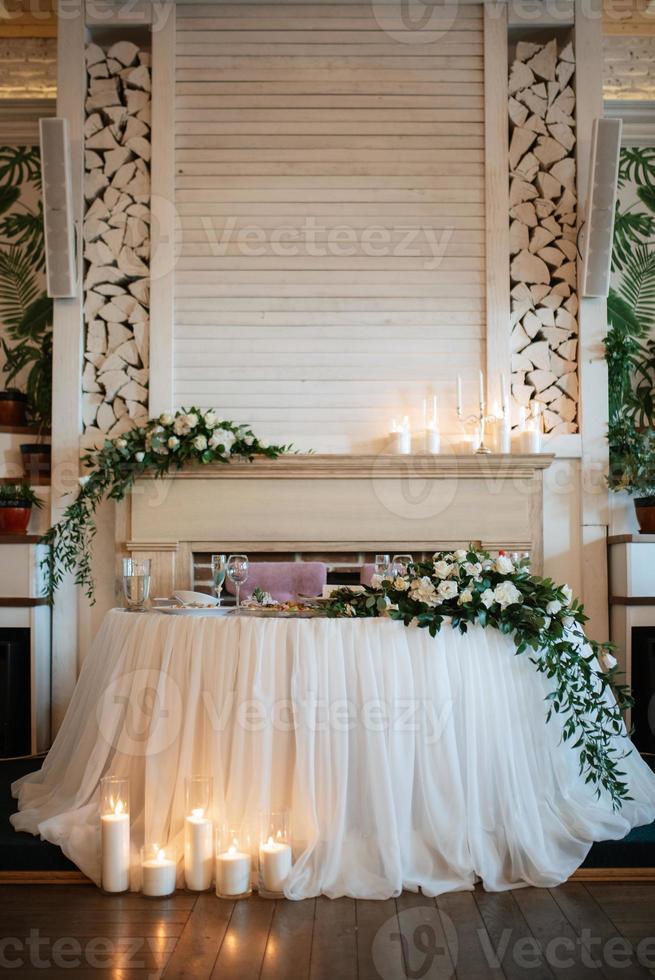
[[0, 146, 52, 427], [607, 146, 655, 493]]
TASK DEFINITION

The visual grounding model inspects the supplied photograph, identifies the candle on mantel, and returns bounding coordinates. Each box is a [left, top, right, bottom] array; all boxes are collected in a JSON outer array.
[[479, 370, 485, 416], [498, 375, 511, 454], [259, 835, 292, 895], [424, 395, 440, 453], [527, 402, 543, 453], [456, 376, 463, 418], [216, 843, 251, 899], [184, 807, 213, 892], [141, 845, 177, 897], [390, 416, 411, 454], [101, 798, 130, 894]]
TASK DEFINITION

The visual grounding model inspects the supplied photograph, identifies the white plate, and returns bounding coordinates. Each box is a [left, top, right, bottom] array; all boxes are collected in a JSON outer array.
[[155, 606, 232, 616], [173, 590, 219, 608]]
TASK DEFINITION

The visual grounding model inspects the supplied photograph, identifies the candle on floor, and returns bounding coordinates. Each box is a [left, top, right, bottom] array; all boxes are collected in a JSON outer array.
[[259, 835, 292, 896], [185, 808, 213, 892], [100, 776, 130, 894], [184, 776, 213, 892], [216, 844, 252, 899], [141, 844, 177, 897]]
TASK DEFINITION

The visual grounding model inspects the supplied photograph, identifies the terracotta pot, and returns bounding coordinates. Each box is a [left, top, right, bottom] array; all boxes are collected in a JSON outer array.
[[0, 503, 31, 534], [20, 443, 51, 483], [0, 391, 27, 428], [634, 497, 655, 534]]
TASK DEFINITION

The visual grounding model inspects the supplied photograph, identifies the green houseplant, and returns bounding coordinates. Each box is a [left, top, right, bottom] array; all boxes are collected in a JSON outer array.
[[0, 147, 53, 479], [606, 148, 655, 530], [0, 482, 42, 534]]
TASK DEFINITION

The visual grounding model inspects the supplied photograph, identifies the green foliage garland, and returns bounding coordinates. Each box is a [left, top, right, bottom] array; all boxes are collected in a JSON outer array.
[[327, 549, 633, 809], [42, 408, 291, 603]]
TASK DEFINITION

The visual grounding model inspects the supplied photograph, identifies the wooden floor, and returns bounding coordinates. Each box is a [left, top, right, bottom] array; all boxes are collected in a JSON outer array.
[[1, 883, 655, 979]]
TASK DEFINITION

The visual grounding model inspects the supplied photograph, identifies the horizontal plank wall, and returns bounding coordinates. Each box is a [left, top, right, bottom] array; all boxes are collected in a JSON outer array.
[[173, 0, 486, 451]]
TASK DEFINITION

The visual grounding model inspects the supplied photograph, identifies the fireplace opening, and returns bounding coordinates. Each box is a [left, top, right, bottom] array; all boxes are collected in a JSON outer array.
[[0, 628, 31, 758], [631, 626, 655, 758]]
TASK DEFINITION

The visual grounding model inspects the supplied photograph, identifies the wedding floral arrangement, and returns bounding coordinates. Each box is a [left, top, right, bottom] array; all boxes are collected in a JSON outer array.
[[41, 408, 291, 602], [327, 548, 632, 808]]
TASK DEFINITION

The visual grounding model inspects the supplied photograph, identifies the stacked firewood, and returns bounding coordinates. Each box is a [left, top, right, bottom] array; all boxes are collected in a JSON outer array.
[[82, 40, 151, 442], [508, 38, 579, 435]]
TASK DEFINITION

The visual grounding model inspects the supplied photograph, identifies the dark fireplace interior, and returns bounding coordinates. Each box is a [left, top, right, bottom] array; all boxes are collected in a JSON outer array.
[[0, 628, 30, 759], [631, 626, 655, 758]]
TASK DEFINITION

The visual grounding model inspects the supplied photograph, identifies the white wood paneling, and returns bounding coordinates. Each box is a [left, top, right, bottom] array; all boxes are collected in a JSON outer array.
[[174, 1, 486, 451]]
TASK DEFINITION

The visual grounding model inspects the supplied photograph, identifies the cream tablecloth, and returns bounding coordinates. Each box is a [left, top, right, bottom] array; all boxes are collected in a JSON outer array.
[[11, 609, 655, 898]]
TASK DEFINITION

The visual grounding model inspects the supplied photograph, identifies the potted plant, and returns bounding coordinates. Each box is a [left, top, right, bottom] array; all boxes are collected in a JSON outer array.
[[0, 388, 27, 427], [0, 483, 42, 534]]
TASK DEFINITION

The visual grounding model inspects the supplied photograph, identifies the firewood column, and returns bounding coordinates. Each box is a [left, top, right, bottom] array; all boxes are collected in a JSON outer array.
[[508, 38, 579, 435]]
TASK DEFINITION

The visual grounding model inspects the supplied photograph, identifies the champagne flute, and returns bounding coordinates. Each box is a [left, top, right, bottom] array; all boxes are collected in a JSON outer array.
[[374, 553, 391, 578], [122, 558, 151, 611], [211, 554, 227, 605], [227, 554, 249, 608]]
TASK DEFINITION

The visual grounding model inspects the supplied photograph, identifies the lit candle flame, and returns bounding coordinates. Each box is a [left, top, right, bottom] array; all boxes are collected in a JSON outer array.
[[228, 845, 236, 856], [267, 835, 274, 847], [156, 848, 165, 863], [114, 799, 124, 816], [191, 807, 204, 820]]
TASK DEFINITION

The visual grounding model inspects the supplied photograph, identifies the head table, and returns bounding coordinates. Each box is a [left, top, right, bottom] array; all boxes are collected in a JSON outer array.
[[11, 608, 655, 899]]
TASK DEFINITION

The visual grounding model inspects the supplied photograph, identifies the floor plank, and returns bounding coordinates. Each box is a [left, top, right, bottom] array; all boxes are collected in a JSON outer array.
[[513, 886, 603, 979], [309, 896, 357, 980], [474, 888, 555, 980], [355, 897, 406, 980], [210, 894, 275, 980], [395, 890, 457, 979], [161, 893, 234, 980], [550, 883, 654, 980], [437, 889, 505, 980], [260, 897, 316, 980]]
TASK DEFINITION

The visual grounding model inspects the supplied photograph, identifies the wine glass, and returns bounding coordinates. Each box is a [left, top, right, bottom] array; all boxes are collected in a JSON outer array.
[[211, 554, 227, 605], [122, 558, 151, 611], [374, 553, 391, 578], [227, 554, 249, 608], [391, 553, 413, 576]]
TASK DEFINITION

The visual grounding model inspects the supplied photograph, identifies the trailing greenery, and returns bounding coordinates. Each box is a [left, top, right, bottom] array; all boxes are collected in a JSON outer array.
[[326, 549, 633, 809], [607, 147, 655, 494], [41, 408, 292, 603], [0, 145, 52, 430], [0, 483, 42, 507]]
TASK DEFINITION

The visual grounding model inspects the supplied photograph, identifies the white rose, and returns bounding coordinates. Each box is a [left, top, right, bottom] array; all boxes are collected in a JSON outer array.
[[482, 559, 494, 571], [115, 438, 127, 450], [79, 475, 90, 487], [542, 615, 551, 629], [546, 600, 562, 615], [458, 588, 473, 605], [370, 574, 384, 590], [159, 413, 174, 426], [562, 584, 573, 606], [173, 416, 190, 436], [167, 436, 180, 450], [454, 549, 467, 562], [244, 435, 255, 446], [410, 576, 439, 606], [562, 615, 575, 630], [209, 428, 236, 452], [204, 411, 218, 429], [186, 412, 199, 429], [153, 444, 169, 456], [598, 651, 618, 673], [463, 561, 482, 580], [393, 576, 410, 591], [135, 451, 145, 463], [437, 580, 458, 601], [193, 434, 208, 451], [494, 580, 521, 609], [433, 559, 453, 579], [345, 604, 356, 617], [495, 554, 514, 575], [480, 588, 496, 609]]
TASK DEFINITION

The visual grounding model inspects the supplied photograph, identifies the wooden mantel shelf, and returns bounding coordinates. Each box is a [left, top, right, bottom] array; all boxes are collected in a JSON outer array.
[[143, 453, 555, 482]]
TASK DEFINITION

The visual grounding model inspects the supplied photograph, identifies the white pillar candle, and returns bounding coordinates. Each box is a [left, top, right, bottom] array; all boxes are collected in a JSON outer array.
[[499, 416, 511, 454], [216, 845, 251, 898], [424, 426, 440, 454], [101, 802, 130, 894], [259, 837, 292, 894], [184, 809, 213, 892], [142, 848, 177, 897], [390, 418, 411, 454], [527, 423, 542, 453]]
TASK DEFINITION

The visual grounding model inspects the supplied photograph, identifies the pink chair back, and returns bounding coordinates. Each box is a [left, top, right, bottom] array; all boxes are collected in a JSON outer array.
[[360, 564, 376, 587], [224, 561, 327, 602]]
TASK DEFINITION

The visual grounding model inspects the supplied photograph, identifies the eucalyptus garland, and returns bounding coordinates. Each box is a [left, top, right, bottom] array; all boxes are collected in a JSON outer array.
[[41, 408, 291, 602], [327, 549, 633, 809]]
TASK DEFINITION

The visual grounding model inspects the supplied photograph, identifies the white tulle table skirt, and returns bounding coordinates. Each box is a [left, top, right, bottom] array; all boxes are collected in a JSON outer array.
[[11, 609, 655, 899]]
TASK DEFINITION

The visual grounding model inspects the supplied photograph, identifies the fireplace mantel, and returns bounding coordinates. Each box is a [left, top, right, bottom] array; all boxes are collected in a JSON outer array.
[[123, 453, 553, 596]]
